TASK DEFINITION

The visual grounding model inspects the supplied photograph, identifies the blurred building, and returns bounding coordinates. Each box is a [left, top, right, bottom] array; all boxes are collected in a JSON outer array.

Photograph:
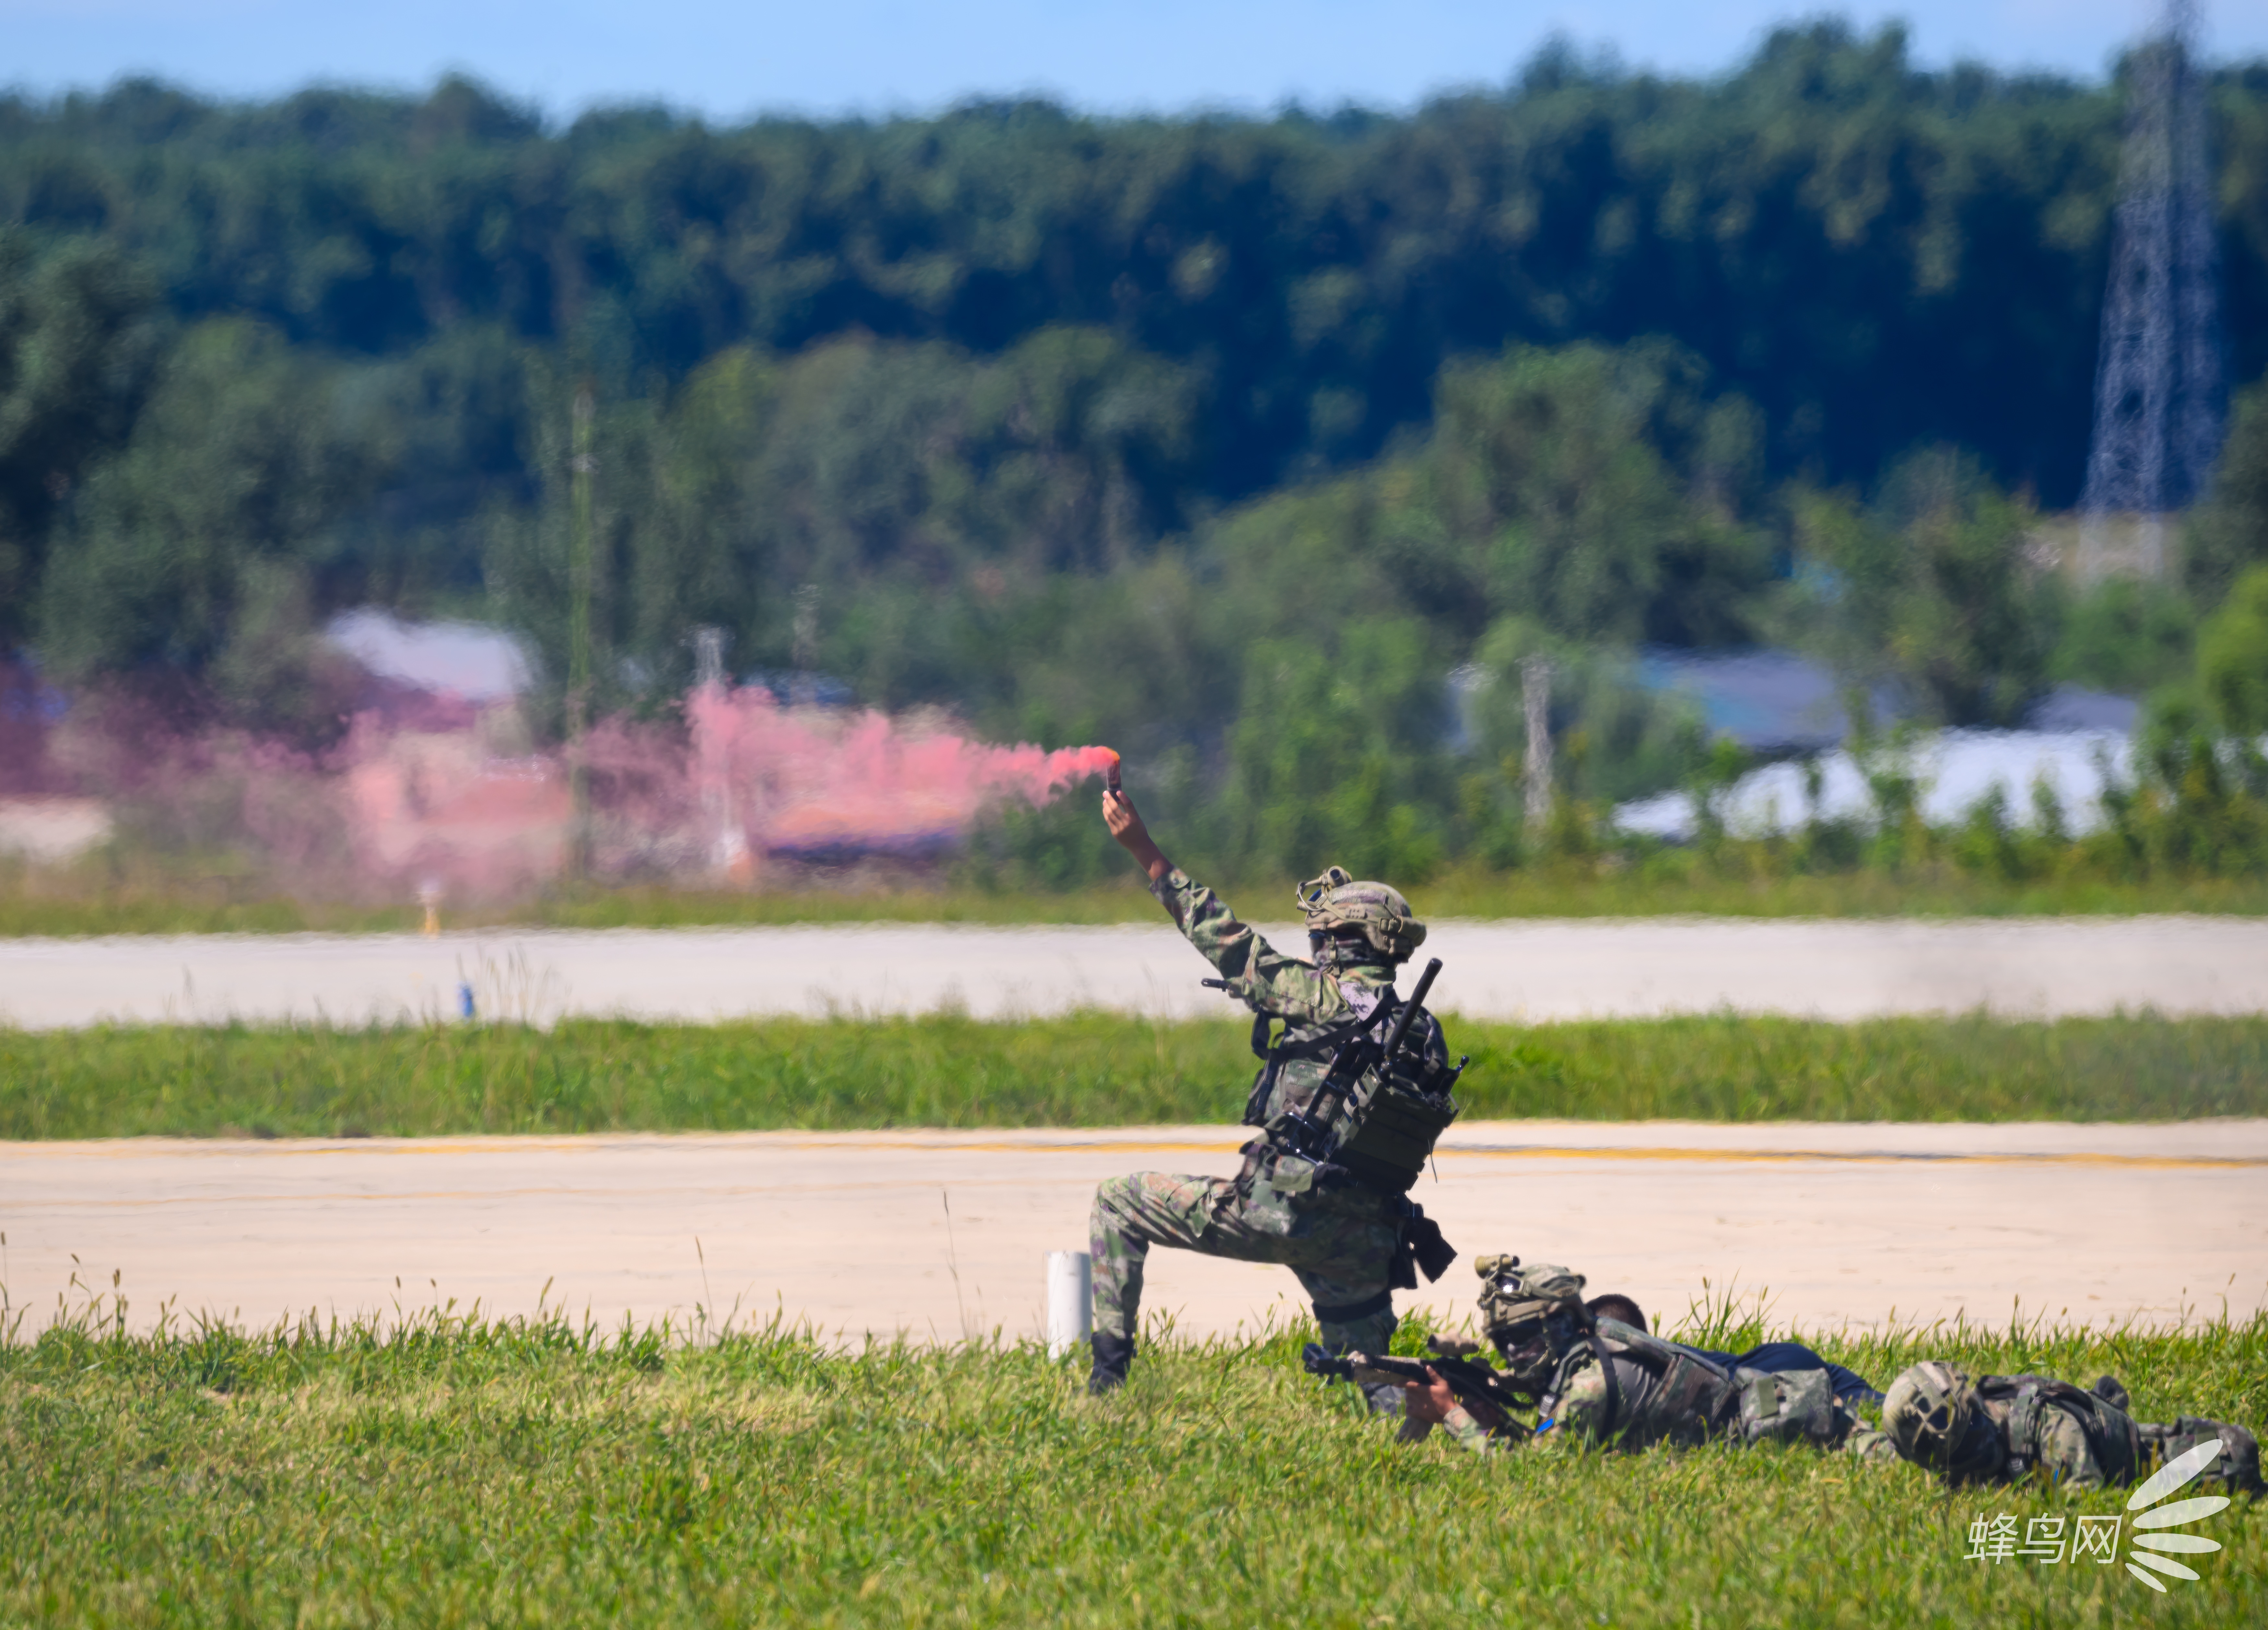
[[1618, 647, 2142, 842]]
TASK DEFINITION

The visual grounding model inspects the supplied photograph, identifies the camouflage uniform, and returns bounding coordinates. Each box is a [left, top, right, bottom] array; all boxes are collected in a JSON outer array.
[[1878, 1361, 2264, 1493], [1089, 1170, 1403, 1355], [1087, 867, 1446, 1365], [1433, 1329, 1898, 1463], [1417, 1259, 1894, 1462]]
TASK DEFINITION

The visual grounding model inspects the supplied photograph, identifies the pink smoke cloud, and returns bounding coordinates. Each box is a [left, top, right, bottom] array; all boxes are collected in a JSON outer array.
[[687, 684, 1115, 862], [341, 719, 571, 897], [9, 675, 1119, 900]]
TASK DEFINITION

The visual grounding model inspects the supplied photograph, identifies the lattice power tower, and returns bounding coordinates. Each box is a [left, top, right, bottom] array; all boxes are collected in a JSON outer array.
[[2081, 0, 2227, 574]]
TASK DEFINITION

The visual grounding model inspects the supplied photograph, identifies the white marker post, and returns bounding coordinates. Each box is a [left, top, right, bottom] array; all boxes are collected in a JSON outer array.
[[1045, 1250, 1092, 1359]]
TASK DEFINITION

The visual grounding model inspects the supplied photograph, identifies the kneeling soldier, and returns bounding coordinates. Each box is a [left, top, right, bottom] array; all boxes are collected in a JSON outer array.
[[1086, 781, 1461, 1399]]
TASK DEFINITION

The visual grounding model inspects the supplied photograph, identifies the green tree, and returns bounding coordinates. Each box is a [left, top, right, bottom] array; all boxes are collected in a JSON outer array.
[[1219, 619, 1450, 880], [2048, 577, 2196, 696], [2199, 565, 2268, 736], [1792, 446, 2052, 727], [2187, 381, 2268, 605], [0, 230, 160, 646], [1430, 341, 1770, 646], [37, 319, 382, 737]]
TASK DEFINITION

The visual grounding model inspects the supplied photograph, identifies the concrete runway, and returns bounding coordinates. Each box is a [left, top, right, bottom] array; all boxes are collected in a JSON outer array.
[[6, 914, 2268, 1028], [7, 1121, 2263, 1344]]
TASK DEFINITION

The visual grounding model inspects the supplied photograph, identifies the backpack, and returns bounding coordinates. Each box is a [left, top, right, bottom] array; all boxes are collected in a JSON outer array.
[[1249, 997, 1462, 1193], [1979, 1374, 2142, 1485], [1733, 1365, 1844, 1449], [2138, 1417, 2266, 1496], [1321, 1031, 1463, 1193]]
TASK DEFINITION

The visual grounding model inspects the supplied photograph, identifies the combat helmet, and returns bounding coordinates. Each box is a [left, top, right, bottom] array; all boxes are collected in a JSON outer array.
[[1882, 1361, 1997, 1479], [1296, 867, 1426, 965], [1473, 1256, 1589, 1384]]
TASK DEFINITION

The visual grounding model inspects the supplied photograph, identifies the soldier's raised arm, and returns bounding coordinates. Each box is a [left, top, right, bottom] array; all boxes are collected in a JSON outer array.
[[1101, 784, 1339, 1021]]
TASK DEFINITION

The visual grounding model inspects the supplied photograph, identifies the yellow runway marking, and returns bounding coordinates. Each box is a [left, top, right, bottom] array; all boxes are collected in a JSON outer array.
[[1436, 1146, 2268, 1169], [9, 1135, 2264, 1166], [9, 1141, 2261, 1189]]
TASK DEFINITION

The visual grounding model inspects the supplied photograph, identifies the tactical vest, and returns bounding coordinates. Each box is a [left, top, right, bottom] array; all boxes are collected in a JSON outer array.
[[1240, 1003, 1373, 1127], [1547, 1324, 1852, 1452], [1244, 992, 1461, 1195], [1978, 1375, 2142, 1485], [1551, 1320, 1743, 1449]]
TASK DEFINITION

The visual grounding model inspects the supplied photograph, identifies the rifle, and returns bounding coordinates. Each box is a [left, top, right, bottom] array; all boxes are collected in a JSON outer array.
[[1302, 1339, 1535, 1436], [1268, 956, 1447, 1166]]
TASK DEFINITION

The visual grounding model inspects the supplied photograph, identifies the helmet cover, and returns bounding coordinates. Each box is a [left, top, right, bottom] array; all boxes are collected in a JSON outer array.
[[1469, 1257, 1586, 1384], [1882, 1361, 1981, 1472], [1475, 1257, 1588, 1342], [1296, 867, 1427, 964]]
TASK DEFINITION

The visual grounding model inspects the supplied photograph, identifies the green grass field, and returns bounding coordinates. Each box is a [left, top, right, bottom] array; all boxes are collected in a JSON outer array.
[[8, 860, 2268, 937], [4, 1291, 2261, 1628], [4, 1011, 2267, 1141]]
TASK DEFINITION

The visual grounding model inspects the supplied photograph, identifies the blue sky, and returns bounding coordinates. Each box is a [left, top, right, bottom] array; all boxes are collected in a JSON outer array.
[[4, 1, 2262, 120]]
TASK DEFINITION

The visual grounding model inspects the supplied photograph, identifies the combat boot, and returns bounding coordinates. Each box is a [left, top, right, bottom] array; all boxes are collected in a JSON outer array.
[[1088, 1332, 1136, 1395]]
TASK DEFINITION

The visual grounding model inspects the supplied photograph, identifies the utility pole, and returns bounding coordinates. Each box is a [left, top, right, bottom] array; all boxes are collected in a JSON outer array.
[[690, 625, 751, 883], [693, 626, 726, 691], [789, 582, 820, 707], [567, 381, 595, 879], [1521, 655, 1554, 834], [2081, 0, 2225, 576]]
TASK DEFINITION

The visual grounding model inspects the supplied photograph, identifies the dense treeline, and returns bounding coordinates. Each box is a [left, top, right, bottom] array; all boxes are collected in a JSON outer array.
[[4, 19, 2268, 886], [9, 26, 2268, 504]]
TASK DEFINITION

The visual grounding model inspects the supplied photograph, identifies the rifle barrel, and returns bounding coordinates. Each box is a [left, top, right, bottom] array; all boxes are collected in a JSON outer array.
[[1381, 957, 1441, 1059]]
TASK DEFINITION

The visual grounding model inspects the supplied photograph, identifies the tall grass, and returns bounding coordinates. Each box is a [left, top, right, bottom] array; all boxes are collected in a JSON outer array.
[[4, 1012, 2265, 1140], [4, 1284, 2261, 1627]]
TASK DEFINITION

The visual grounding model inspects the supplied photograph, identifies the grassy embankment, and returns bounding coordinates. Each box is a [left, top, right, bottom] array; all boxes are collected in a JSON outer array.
[[7, 861, 2268, 937], [5, 1013, 2266, 1140], [3, 1291, 2261, 1627]]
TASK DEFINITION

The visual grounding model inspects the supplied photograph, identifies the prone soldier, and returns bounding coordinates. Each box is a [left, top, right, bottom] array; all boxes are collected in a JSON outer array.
[[1878, 1361, 2263, 1494], [1085, 779, 1462, 1400], [1367, 1257, 1894, 1460]]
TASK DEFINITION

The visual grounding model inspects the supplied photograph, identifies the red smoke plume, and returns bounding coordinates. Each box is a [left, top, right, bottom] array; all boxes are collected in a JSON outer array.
[[687, 683, 1115, 861], [4, 675, 1120, 900]]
